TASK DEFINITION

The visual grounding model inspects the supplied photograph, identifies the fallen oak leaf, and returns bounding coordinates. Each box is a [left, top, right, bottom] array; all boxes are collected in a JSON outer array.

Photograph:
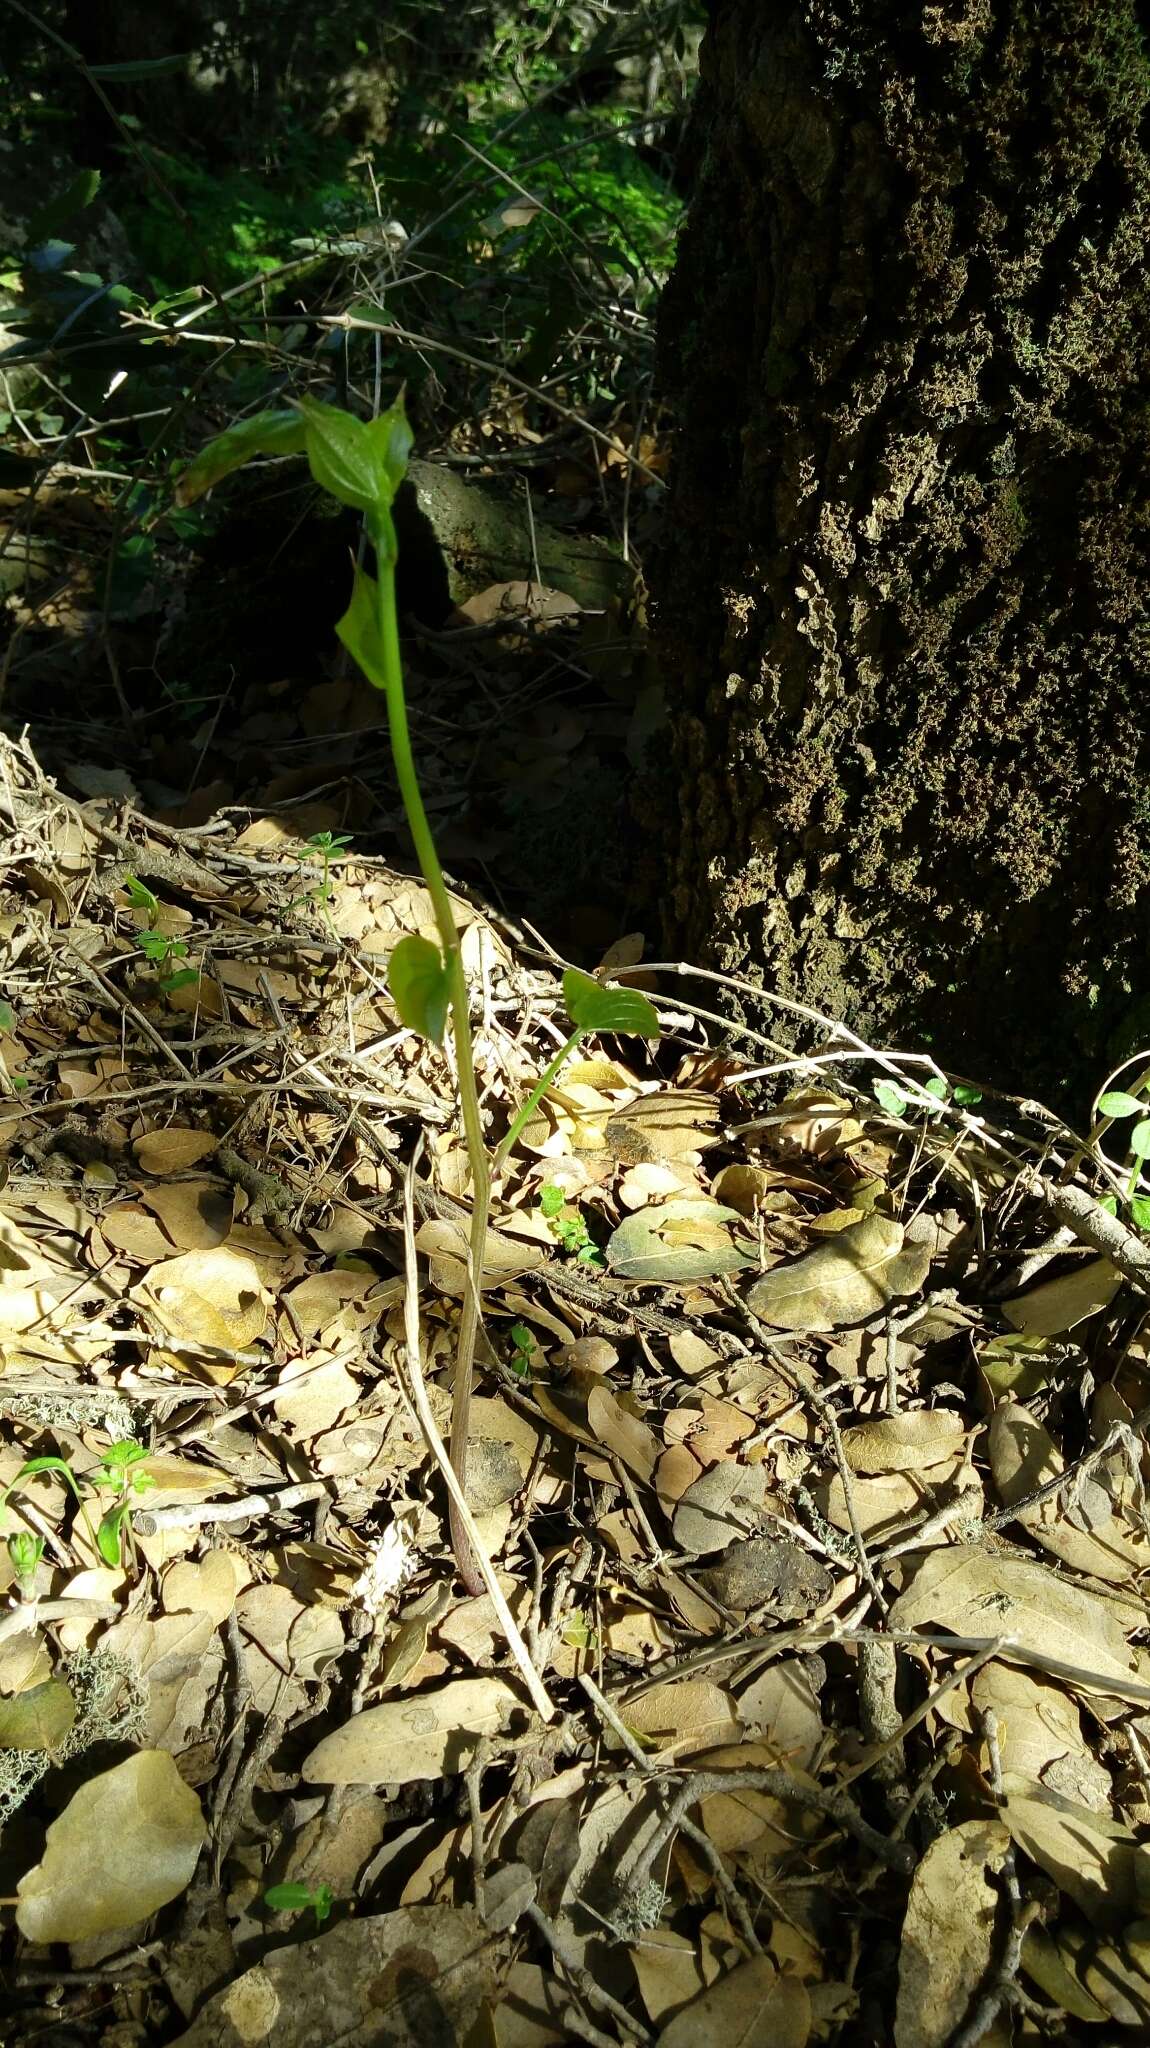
[[16, 1751, 205, 1941], [746, 1213, 931, 1332]]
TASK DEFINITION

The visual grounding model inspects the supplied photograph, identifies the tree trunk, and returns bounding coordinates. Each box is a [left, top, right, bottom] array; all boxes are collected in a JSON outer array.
[[651, 0, 1150, 1095]]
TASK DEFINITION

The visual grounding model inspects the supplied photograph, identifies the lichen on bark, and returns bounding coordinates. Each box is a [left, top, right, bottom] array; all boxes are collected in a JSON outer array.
[[651, 0, 1150, 1094]]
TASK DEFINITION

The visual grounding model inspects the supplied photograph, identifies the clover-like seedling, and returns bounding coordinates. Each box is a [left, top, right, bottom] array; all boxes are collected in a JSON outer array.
[[539, 1184, 603, 1266], [122, 874, 161, 927], [133, 928, 200, 994]]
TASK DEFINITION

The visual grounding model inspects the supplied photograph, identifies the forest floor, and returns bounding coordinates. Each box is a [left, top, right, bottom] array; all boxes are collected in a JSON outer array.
[[2, 717, 1150, 2046]]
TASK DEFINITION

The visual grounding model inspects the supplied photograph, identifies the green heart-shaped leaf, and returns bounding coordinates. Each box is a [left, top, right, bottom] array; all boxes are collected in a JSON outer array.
[[388, 935, 450, 1044], [175, 411, 306, 506], [562, 967, 659, 1039]]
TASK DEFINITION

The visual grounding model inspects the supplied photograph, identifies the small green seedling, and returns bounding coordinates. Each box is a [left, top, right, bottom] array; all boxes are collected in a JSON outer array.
[[872, 1075, 982, 1118], [0, 1441, 154, 1570], [539, 1184, 604, 1266], [264, 1881, 333, 1928], [6, 1529, 46, 1595], [508, 1321, 536, 1380], [122, 874, 161, 926], [1, 1453, 99, 1554], [0, 996, 28, 1094], [290, 830, 354, 935], [91, 1439, 156, 1568], [560, 1610, 597, 1652], [306, 831, 353, 904], [1096, 1088, 1150, 1229], [133, 928, 200, 994], [496, 967, 660, 1168]]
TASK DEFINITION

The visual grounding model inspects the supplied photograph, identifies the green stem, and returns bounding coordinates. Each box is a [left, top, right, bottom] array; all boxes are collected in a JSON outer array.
[[373, 530, 489, 1591], [495, 1028, 586, 1169]]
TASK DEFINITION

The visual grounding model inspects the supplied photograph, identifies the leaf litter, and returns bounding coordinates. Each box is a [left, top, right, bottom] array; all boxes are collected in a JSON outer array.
[[3, 730, 1150, 2040]]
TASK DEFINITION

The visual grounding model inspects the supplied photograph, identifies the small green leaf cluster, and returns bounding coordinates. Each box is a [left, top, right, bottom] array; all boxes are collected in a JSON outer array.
[[1, 1441, 155, 1571], [873, 1075, 982, 1118], [1098, 1090, 1150, 1228], [540, 1183, 604, 1266]]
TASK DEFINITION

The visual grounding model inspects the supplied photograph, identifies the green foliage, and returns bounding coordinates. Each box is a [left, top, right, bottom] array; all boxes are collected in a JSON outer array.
[[133, 928, 199, 994], [1, 1440, 154, 1571], [873, 1075, 982, 1118], [122, 875, 160, 924], [119, 138, 363, 291], [6, 1530, 46, 1594], [507, 1322, 536, 1379], [539, 1186, 603, 1265], [264, 1880, 334, 1927], [562, 967, 659, 1038], [388, 935, 450, 1045], [1097, 1081, 1150, 1225]]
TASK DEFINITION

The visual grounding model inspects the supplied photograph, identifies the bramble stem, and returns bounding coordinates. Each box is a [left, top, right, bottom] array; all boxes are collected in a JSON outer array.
[[495, 1028, 586, 1169], [371, 517, 489, 1591]]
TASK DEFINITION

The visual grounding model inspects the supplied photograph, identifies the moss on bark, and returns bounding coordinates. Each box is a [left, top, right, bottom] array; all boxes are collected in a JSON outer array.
[[651, 0, 1150, 1095]]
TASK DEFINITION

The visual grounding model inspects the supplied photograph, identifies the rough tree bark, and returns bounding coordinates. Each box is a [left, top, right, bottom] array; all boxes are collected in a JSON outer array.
[[651, 0, 1150, 1094]]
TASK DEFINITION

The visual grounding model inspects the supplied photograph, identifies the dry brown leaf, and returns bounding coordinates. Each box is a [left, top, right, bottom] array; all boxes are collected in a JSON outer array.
[[735, 1660, 823, 1769], [132, 1246, 272, 1353], [607, 1198, 759, 1284], [605, 1088, 722, 1164], [664, 1393, 755, 1462], [280, 1268, 379, 1341], [303, 1676, 522, 1784], [623, 1680, 741, 1759], [630, 1927, 710, 2027], [1003, 1257, 1122, 1336], [0, 1631, 52, 1696], [656, 1954, 810, 2048], [586, 1383, 660, 1483], [415, 1217, 544, 1292], [712, 1162, 803, 1218], [133, 1128, 219, 1173], [167, 1906, 502, 2048], [765, 1089, 864, 1159], [237, 1583, 344, 1710], [693, 1741, 822, 1861], [138, 1179, 234, 1252], [0, 1676, 76, 1751], [672, 1461, 769, 1556], [435, 1579, 530, 1668], [101, 1608, 224, 1753], [16, 1751, 205, 1942], [894, 1820, 1011, 2048], [988, 1400, 1148, 1581], [1061, 1922, 1150, 2028], [100, 1202, 183, 1264], [1001, 1772, 1150, 1929], [1020, 1925, 1111, 2023], [888, 1544, 1147, 1707], [272, 1352, 360, 1438], [619, 1161, 698, 1210], [746, 1214, 931, 1332], [819, 1454, 974, 1543], [162, 1550, 245, 1626]]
